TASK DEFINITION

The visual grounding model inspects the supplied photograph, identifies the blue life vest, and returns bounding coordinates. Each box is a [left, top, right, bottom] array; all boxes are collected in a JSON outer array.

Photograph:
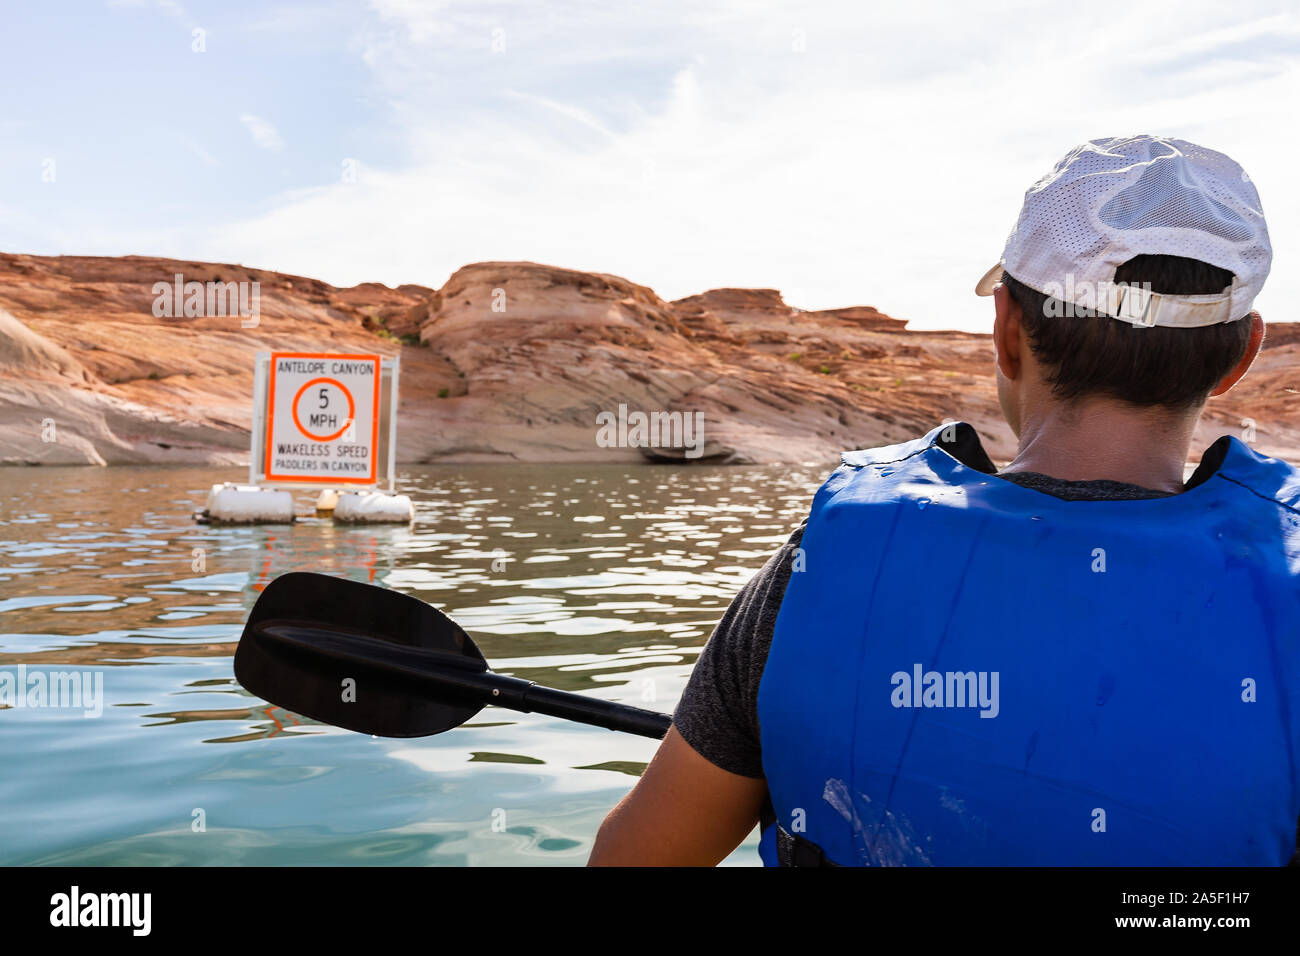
[[757, 422, 1300, 866]]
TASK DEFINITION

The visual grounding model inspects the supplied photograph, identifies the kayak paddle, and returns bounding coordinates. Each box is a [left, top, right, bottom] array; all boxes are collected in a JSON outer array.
[[233, 571, 673, 739]]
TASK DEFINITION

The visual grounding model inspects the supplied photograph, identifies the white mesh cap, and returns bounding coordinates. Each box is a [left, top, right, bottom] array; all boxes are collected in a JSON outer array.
[[975, 135, 1271, 328]]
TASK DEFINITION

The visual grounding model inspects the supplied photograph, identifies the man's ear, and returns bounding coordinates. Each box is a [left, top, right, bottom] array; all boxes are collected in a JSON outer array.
[[1209, 312, 1264, 397], [992, 283, 1022, 381]]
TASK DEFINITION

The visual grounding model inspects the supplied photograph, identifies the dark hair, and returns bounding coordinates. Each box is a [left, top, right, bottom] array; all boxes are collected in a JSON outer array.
[[1002, 254, 1252, 409]]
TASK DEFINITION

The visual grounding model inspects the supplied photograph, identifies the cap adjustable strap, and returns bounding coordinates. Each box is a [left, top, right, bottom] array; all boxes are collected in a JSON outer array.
[[1109, 284, 1236, 329]]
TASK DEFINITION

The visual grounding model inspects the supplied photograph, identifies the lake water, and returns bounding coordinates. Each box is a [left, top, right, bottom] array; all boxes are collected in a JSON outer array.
[[0, 463, 824, 866]]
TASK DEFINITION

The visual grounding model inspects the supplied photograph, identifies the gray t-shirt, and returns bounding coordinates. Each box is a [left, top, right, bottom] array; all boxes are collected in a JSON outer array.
[[672, 470, 1176, 779]]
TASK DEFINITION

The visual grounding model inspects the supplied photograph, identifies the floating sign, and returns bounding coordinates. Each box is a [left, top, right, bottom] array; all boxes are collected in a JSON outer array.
[[263, 352, 382, 484]]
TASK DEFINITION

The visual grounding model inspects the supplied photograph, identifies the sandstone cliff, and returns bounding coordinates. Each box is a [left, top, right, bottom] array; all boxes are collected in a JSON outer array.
[[0, 252, 1295, 467]]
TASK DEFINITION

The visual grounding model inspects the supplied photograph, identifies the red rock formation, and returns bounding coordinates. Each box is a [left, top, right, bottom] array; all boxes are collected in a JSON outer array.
[[0, 253, 1295, 467], [0, 253, 409, 464]]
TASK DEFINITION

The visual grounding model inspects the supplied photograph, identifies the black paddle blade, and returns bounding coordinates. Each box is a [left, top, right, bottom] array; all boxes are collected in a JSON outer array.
[[235, 571, 489, 737]]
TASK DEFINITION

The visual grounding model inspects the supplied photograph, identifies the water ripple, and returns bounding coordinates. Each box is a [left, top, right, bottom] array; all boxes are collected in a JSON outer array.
[[0, 461, 823, 865]]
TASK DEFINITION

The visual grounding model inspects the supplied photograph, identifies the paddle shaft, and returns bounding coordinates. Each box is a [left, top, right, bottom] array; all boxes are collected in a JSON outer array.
[[260, 623, 673, 739]]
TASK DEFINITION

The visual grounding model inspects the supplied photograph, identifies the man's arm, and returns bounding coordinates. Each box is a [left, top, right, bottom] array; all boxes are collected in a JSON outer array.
[[588, 725, 768, 866], [588, 525, 806, 866]]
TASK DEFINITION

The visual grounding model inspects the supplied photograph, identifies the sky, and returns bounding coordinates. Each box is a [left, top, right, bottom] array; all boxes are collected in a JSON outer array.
[[2, 0, 1299, 331]]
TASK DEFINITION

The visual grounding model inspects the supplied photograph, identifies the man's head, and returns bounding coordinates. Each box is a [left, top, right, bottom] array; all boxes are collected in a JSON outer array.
[[977, 136, 1271, 437]]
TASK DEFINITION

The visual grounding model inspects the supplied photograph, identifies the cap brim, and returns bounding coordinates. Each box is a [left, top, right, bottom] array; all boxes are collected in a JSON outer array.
[[974, 263, 1003, 296]]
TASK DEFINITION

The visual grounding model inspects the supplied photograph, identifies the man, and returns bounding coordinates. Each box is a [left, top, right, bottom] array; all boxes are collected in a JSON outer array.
[[589, 135, 1300, 866]]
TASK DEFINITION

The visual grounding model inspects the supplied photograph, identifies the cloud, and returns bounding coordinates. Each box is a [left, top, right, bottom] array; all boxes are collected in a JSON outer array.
[[239, 113, 285, 153], [183, 0, 1300, 330], [368, 0, 457, 43], [181, 136, 220, 167]]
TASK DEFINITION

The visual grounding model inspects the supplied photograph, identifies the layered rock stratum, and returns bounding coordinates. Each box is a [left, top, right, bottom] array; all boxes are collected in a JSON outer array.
[[1, 252, 1296, 467]]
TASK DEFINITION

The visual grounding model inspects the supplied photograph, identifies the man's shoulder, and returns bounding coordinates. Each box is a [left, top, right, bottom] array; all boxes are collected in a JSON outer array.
[[1216, 436, 1300, 512], [839, 422, 996, 473], [840, 423, 946, 469]]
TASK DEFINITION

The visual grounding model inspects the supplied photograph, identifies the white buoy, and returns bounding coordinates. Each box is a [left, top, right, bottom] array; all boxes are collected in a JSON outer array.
[[201, 483, 296, 524], [333, 491, 414, 524]]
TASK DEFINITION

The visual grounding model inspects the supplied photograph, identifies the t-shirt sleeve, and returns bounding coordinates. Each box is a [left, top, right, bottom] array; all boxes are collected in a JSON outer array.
[[671, 523, 806, 779]]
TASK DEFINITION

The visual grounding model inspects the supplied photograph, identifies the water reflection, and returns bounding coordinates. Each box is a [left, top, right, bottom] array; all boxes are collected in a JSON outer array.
[[0, 462, 823, 865]]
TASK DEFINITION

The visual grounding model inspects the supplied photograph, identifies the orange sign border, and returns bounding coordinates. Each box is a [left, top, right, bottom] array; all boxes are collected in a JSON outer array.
[[265, 352, 382, 484], [291, 377, 356, 442]]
